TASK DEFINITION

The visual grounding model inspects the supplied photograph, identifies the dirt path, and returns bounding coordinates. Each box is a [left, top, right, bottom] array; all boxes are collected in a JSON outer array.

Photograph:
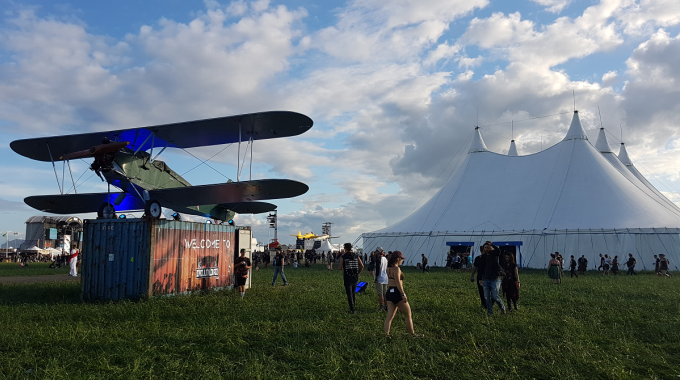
[[0, 274, 80, 284]]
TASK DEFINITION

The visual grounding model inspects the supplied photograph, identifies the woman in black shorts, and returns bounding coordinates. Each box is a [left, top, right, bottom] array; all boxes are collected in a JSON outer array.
[[384, 251, 421, 337]]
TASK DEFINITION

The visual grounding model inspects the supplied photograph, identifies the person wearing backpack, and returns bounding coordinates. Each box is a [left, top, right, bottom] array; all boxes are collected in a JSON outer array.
[[338, 243, 364, 314], [271, 247, 288, 286]]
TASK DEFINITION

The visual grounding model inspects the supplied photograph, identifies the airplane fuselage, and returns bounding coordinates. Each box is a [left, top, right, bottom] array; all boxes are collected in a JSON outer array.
[[102, 149, 235, 221]]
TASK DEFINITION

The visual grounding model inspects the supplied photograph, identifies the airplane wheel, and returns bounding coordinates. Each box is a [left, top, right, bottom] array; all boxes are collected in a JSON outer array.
[[97, 203, 116, 219], [145, 200, 162, 219]]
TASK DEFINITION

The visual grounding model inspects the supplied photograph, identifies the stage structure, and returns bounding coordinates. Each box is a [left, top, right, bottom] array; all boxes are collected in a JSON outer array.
[[361, 111, 680, 269]]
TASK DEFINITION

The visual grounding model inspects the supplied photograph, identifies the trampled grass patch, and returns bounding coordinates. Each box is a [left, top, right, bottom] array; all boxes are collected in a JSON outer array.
[[0, 265, 678, 379]]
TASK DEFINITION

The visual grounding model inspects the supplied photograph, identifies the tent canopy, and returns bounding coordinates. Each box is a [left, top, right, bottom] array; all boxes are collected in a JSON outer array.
[[363, 111, 680, 268]]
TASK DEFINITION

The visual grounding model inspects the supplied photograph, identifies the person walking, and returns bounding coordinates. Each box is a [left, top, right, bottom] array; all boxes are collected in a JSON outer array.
[[611, 255, 619, 275], [626, 253, 637, 275], [548, 253, 561, 284], [654, 255, 660, 275], [421, 254, 429, 273], [271, 247, 288, 286], [658, 254, 671, 278], [374, 248, 389, 312], [68, 243, 79, 277], [555, 252, 564, 278], [235, 248, 252, 298], [501, 254, 520, 311], [604, 254, 611, 275], [470, 247, 487, 310], [577, 255, 588, 275], [598, 253, 604, 272], [478, 241, 506, 315], [569, 255, 578, 278], [338, 243, 364, 314], [368, 250, 377, 277], [263, 250, 271, 269], [384, 251, 421, 337]]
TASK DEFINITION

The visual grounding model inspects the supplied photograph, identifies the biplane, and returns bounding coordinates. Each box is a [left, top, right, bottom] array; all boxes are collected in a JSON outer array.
[[10, 111, 313, 222]]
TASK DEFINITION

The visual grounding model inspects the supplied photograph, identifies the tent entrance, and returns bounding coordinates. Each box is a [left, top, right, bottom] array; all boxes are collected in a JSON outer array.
[[493, 241, 523, 268]]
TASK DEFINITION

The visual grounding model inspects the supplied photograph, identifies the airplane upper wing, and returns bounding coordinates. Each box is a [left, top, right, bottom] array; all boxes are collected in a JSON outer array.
[[11, 111, 313, 162]]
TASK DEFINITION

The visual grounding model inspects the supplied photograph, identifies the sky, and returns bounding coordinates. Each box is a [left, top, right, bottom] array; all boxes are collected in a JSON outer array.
[[1, 0, 680, 247]]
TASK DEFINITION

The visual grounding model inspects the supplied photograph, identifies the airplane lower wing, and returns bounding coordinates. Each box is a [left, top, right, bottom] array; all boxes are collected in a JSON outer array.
[[217, 202, 277, 214], [23, 179, 304, 215], [25, 192, 146, 214], [148, 179, 308, 208]]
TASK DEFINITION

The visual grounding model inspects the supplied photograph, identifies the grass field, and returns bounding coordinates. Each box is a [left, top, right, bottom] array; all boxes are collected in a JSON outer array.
[[0, 262, 69, 277], [0, 265, 678, 379]]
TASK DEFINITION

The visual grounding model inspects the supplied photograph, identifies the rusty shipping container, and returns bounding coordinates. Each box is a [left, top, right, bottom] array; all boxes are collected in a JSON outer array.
[[81, 219, 238, 301]]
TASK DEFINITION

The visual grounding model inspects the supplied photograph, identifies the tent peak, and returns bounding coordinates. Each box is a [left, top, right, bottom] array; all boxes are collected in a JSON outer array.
[[618, 142, 633, 166], [594, 127, 612, 153], [469, 127, 489, 154], [508, 139, 518, 156], [562, 110, 588, 141]]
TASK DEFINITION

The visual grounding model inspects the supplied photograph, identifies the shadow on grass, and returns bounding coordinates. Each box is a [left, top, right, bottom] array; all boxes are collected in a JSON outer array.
[[0, 282, 81, 305]]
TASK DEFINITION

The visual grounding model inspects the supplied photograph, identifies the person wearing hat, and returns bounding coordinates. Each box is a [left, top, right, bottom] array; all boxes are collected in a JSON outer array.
[[384, 251, 421, 337], [272, 246, 288, 286], [338, 242, 364, 314], [235, 248, 252, 298]]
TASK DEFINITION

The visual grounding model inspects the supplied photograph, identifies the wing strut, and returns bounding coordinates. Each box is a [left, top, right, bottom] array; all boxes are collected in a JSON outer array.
[[134, 132, 153, 155], [67, 160, 77, 194], [46, 143, 63, 194], [151, 141, 169, 163]]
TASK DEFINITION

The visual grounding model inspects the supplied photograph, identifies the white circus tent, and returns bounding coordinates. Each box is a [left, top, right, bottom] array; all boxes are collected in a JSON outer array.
[[317, 240, 338, 253], [362, 111, 680, 269]]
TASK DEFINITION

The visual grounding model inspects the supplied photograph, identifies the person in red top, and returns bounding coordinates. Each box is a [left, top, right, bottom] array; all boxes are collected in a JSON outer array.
[[68, 244, 79, 277]]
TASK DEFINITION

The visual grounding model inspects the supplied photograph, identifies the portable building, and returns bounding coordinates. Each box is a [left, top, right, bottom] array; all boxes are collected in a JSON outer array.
[[81, 219, 248, 301]]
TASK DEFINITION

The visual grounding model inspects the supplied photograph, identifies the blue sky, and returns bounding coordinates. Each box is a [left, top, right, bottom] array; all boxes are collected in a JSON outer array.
[[1, 0, 680, 246]]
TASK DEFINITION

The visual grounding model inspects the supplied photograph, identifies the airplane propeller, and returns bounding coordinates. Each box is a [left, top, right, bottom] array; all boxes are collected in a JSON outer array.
[[59, 141, 129, 160]]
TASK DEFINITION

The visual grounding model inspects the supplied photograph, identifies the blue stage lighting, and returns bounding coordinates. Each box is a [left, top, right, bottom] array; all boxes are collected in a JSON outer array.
[[228, 220, 235, 226], [118, 214, 126, 219], [206, 220, 212, 224]]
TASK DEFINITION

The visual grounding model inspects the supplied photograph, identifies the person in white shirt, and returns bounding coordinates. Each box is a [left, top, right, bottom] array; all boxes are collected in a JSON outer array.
[[69, 244, 79, 277], [374, 248, 389, 312]]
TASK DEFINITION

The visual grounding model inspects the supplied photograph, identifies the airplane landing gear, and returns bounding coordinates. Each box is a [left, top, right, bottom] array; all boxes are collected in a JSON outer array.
[[145, 200, 162, 219], [97, 202, 116, 219]]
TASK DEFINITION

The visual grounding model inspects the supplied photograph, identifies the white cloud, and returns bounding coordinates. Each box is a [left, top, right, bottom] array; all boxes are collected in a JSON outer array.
[[532, 0, 572, 13], [616, 0, 680, 35], [602, 70, 619, 86], [463, 5, 623, 69]]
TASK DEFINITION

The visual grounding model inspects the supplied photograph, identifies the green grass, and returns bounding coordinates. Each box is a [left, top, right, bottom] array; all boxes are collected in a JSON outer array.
[[0, 262, 69, 277], [0, 265, 678, 379]]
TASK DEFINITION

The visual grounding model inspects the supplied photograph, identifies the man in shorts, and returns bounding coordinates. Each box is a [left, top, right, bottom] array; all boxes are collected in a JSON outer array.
[[234, 248, 252, 298], [374, 248, 388, 312]]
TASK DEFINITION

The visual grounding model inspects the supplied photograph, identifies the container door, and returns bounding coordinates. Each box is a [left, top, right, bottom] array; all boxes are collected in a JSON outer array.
[[237, 229, 253, 289]]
